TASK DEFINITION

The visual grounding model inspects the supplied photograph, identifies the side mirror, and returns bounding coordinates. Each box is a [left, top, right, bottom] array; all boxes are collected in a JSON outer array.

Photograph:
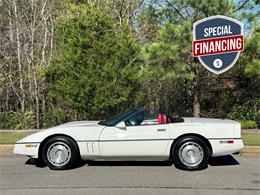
[[115, 121, 126, 130]]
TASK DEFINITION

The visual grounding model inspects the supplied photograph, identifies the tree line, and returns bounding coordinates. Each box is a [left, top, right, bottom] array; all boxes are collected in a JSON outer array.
[[0, 0, 259, 129]]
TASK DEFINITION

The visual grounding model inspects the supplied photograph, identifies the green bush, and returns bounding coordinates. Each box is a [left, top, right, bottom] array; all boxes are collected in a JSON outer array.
[[228, 98, 259, 127], [42, 108, 66, 128], [0, 112, 11, 129], [13, 110, 36, 129], [0, 111, 36, 129], [239, 120, 258, 129]]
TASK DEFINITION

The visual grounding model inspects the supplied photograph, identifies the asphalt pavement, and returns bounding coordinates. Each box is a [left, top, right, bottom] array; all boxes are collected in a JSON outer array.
[[0, 155, 260, 195]]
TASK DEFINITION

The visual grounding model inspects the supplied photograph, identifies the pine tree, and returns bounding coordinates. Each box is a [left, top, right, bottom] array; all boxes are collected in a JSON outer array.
[[45, 3, 141, 120]]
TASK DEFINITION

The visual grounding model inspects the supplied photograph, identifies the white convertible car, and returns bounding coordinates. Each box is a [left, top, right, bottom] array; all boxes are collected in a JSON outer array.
[[14, 108, 244, 170]]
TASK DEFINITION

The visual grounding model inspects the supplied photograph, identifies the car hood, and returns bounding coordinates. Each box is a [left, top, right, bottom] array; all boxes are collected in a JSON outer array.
[[19, 121, 105, 143], [57, 120, 100, 128]]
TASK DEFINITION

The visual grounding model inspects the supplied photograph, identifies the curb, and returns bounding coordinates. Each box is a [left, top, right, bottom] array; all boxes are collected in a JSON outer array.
[[240, 146, 260, 156], [0, 130, 39, 133], [0, 144, 14, 155], [1, 144, 260, 156]]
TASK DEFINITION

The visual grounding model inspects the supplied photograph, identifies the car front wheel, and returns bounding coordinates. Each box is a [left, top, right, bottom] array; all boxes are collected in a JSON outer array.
[[172, 136, 209, 170], [41, 136, 79, 170]]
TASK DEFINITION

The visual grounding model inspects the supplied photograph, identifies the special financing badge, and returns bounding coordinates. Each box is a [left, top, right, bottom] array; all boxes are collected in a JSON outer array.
[[192, 15, 244, 74]]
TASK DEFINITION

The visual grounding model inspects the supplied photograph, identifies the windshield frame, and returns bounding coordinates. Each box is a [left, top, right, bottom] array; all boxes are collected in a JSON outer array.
[[98, 108, 145, 126]]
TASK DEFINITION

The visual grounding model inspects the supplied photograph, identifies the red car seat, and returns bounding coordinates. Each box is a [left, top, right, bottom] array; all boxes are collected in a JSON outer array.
[[157, 114, 167, 124]]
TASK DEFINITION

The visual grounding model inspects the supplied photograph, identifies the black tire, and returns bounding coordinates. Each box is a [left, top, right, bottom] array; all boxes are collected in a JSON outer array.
[[172, 136, 209, 170], [41, 136, 79, 170]]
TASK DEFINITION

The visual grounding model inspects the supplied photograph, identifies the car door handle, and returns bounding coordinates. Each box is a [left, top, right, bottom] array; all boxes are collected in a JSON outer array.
[[157, 129, 166, 131]]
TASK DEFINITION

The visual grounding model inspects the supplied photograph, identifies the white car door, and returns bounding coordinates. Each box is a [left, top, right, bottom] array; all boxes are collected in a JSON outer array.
[[99, 123, 170, 158]]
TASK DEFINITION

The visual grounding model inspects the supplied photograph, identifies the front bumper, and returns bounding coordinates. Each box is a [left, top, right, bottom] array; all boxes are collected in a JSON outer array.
[[13, 141, 40, 158]]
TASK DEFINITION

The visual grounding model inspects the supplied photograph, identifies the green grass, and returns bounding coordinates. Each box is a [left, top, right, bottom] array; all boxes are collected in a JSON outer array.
[[0, 132, 32, 144], [242, 134, 260, 146], [0, 132, 260, 146]]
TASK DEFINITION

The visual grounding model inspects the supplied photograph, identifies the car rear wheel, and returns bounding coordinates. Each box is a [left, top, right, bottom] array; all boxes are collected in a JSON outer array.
[[41, 136, 79, 170], [172, 136, 209, 170]]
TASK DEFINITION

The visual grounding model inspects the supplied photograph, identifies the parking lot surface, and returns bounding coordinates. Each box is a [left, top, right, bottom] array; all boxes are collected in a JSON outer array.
[[0, 155, 260, 195]]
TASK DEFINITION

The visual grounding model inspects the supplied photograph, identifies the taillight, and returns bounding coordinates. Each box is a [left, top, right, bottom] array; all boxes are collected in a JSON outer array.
[[220, 140, 234, 144]]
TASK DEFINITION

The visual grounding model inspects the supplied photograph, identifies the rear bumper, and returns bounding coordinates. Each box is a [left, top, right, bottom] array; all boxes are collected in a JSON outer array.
[[210, 138, 244, 157], [13, 141, 40, 158]]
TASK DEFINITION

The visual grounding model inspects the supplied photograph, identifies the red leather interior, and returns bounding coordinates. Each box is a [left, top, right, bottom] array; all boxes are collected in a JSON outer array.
[[157, 114, 167, 124], [163, 115, 167, 124], [157, 114, 162, 124]]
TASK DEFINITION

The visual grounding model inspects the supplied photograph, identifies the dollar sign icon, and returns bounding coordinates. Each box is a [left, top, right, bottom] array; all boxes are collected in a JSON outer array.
[[213, 59, 223, 69]]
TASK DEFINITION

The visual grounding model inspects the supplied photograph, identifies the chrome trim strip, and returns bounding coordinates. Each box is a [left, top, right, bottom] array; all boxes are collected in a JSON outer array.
[[100, 139, 172, 142], [208, 138, 242, 140], [16, 138, 242, 144], [15, 142, 41, 144], [77, 139, 173, 142]]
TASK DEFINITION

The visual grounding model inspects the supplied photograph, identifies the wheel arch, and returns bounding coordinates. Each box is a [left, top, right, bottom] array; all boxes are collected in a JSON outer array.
[[170, 133, 213, 159], [38, 134, 80, 161]]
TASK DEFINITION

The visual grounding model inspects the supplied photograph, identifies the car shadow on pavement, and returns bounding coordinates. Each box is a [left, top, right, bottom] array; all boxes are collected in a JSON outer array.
[[25, 158, 89, 169], [24, 155, 239, 170], [85, 155, 239, 167], [25, 158, 46, 168], [85, 160, 174, 167], [209, 155, 239, 166]]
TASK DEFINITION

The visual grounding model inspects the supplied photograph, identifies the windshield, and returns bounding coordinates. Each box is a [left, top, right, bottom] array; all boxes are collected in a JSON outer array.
[[98, 109, 140, 126]]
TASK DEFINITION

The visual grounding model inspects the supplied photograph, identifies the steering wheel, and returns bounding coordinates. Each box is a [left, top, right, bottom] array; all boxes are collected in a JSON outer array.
[[125, 120, 132, 126]]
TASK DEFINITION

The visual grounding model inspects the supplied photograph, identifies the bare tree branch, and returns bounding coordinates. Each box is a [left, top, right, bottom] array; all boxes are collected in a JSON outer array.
[[165, 0, 186, 20], [233, 0, 250, 13]]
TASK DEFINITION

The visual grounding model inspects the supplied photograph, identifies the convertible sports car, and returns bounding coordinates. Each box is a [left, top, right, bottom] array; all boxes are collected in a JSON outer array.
[[14, 108, 244, 170]]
